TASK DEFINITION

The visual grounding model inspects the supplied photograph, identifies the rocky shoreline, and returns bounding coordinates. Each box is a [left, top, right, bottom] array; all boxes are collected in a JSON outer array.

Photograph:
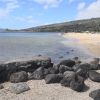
[[0, 56, 100, 100]]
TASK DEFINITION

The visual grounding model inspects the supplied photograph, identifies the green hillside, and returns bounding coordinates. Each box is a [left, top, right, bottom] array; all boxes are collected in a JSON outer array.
[[22, 18, 100, 32]]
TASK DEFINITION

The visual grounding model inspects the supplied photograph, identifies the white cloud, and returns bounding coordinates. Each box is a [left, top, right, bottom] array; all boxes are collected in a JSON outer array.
[[15, 16, 41, 26], [76, 0, 100, 19], [68, 0, 83, 4], [0, 0, 19, 18], [68, 0, 75, 3], [33, 0, 63, 9], [77, 2, 85, 10]]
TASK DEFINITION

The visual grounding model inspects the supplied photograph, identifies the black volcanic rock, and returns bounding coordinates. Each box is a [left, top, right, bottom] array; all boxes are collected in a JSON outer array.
[[89, 89, 100, 99], [70, 75, 85, 92], [45, 74, 63, 84], [9, 83, 30, 94], [57, 60, 75, 68], [61, 71, 75, 87], [10, 71, 28, 83], [28, 67, 45, 80], [89, 70, 100, 82]]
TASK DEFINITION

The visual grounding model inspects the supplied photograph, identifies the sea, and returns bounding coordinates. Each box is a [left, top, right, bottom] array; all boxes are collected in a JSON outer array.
[[0, 32, 94, 63]]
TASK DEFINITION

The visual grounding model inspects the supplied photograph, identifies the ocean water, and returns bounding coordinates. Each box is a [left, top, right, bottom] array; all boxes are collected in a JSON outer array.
[[0, 32, 93, 63]]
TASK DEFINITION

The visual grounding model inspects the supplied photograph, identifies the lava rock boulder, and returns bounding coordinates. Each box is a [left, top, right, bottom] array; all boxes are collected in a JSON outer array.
[[28, 67, 45, 80], [9, 83, 30, 94], [89, 89, 100, 100], [70, 75, 85, 92], [57, 60, 75, 68], [89, 70, 100, 82], [45, 74, 63, 84], [10, 71, 28, 83], [61, 71, 75, 87]]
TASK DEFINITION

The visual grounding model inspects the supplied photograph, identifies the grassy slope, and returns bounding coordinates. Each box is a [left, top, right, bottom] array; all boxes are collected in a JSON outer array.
[[22, 18, 100, 32]]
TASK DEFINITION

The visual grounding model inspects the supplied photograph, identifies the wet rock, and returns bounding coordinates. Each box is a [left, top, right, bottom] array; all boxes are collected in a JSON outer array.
[[7, 56, 52, 72], [0, 84, 4, 89], [45, 74, 63, 84], [66, 52, 70, 54], [89, 70, 100, 82], [59, 56, 64, 59], [37, 54, 42, 57], [57, 60, 75, 68], [73, 57, 82, 65], [9, 83, 30, 94], [70, 75, 85, 92], [89, 89, 100, 99], [10, 71, 28, 83], [0, 56, 52, 83], [28, 67, 45, 80], [71, 49, 74, 52]]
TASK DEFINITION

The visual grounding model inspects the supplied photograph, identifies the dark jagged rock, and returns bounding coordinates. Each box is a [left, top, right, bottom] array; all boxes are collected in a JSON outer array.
[[9, 83, 30, 94], [28, 67, 45, 80], [89, 64, 99, 70], [61, 76, 72, 87], [74, 63, 91, 79], [0, 56, 52, 83], [76, 68, 88, 79], [45, 74, 63, 84], [48, 67, 59, 74], [76, 63, 91, 71], [64, 71, 75, 77], [0, 84, 4, 89], [61, 71, 75, 87], [89, 58, 100, 70], [70, 75, 85, 92], [89, 70, 100, 82], [59, 65, 73, 73], [10, 71, 28, 83], [0, 64, 8, 83], [57, 60, 75, 68], [59, 56, 64, 59], [89, 89, 100, 99], [44, 68, 50, 76]]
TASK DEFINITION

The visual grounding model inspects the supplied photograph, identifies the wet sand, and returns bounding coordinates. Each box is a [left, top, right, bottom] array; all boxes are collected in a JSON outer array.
[[63, 33, 100, 57]]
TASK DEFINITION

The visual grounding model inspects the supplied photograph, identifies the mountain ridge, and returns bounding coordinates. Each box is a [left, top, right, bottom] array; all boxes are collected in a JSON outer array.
[[21, 18, 100, 32], [0, 18, 100, 32]]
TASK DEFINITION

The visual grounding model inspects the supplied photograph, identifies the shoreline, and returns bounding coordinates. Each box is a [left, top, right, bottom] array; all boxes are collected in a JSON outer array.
[[62, 32, 100, 57]]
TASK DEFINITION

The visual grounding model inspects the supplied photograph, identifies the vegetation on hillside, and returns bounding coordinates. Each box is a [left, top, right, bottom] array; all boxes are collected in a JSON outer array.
[[22, 18, 100, 32]]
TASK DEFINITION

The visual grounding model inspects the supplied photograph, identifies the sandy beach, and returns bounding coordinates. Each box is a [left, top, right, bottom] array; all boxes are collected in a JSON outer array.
[[0, 78, 100, 100], [63, 33, 100, 57]]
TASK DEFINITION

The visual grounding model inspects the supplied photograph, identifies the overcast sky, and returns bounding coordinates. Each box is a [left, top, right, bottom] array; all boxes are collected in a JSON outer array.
[[0, 0, 100, 29]]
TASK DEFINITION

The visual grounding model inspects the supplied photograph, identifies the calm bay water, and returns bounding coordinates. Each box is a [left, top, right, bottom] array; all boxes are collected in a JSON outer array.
[[0, 32, 93, 63]]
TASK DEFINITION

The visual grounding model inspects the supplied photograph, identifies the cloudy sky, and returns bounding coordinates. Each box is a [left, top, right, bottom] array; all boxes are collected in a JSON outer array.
[[0, 0, 100, 29]]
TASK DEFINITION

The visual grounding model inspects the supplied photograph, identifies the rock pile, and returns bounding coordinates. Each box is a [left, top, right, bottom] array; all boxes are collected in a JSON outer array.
[[0, 56, 100, 98]]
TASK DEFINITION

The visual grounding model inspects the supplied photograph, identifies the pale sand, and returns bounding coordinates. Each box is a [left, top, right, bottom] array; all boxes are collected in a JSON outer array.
[[0, 78, 100, 100], [62, 33, 100, 57]]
